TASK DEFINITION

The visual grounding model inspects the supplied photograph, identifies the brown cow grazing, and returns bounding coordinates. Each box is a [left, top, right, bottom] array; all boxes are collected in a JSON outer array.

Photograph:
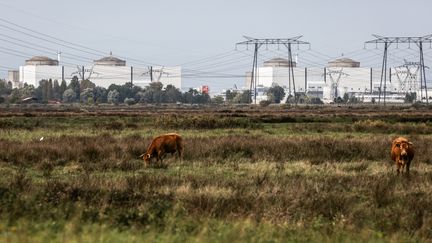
[[139, 133, 183, 166], [391, 137, 415, 174]]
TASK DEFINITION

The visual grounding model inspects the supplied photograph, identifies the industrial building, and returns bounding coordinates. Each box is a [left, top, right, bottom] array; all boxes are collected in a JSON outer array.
[[18, 56, 65, 89], [9, 53, 429, 104], [14, 54, 182, 90], [8, 70, 19, 88], [245, 57, 427, 103]]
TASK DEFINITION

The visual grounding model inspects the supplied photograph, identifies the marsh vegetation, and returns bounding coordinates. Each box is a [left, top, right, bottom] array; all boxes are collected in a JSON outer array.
[[1, 105, 432, 242]]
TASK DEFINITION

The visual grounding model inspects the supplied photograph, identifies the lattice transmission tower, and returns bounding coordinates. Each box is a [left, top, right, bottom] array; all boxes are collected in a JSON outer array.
[[325, 69, 349, 101], [236, 36, 310, 104], [392, 60, 428, 93], [365, 34, 432, 105]]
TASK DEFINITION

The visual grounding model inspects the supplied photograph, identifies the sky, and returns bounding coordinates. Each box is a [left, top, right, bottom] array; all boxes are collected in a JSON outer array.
[[1, 0, 432, 93]]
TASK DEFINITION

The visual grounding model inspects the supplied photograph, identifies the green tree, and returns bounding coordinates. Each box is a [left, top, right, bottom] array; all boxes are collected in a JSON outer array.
[[404, 92, 416, 103], [149, 82, 163, 91], [163, 84, 182, 103], [94, 86, 108, 103], [80, 79, 96, 91], [108, 84, 122, 96], [131, 85, 143, 101], [53, 80, 61, 100], [48, 79, 53, 101], [35, 79, 52, 103], [267, 93, 276, 103], [182, 88, 197, 104], [107, 89, 120, 105], [108, 82, 142, 103], [149, 82, 164, 103], [233, 90, 252, 104], [241, 90, 252, 104], [267, 85, 285, 103], [349, 96, 359, 103], [334, 96, 344, 104], [9, 89, 20, 103], [0, 79, 12, 96], [259, 100, 271, 107], [9, 84, 35, 103], [225, 90, 238, 103], [309, 97, 323, 104], [124, 97, 136, 105], [68, 76, 80, 101], [182, 88, 210, 104], [342, 93, 349, 103], [62, 88, 76, 103], [135, 91, 146, 103], [137, 82, 164, 104], [21, 84, 35, 98], [139, 90, 154, 103], [211, 96, 224, 104], [285, 94, 295, 104], [80, 88, 94, 104], [60, 80, 67, 95], [195, 92, 210, 104]]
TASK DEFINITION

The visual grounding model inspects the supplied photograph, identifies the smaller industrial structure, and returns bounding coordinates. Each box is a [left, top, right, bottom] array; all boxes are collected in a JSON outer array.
[[7, 70, 19, 88]]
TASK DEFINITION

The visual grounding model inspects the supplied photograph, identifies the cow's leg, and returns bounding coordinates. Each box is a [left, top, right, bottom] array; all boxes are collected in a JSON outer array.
[[143, 155, 150, 167], [406, 160, 411, 174], [157, 150, 164, 166], [396, 163, 401, 174], [178, 146, 183, 161]]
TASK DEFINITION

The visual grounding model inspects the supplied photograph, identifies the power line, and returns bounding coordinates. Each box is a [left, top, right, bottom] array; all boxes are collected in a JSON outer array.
[[365, 34, 432, 104], [0, 33, 94, 63], [0, 17, 161, 67], [236, 36, 310, 104], [0, 17, 105, 56]]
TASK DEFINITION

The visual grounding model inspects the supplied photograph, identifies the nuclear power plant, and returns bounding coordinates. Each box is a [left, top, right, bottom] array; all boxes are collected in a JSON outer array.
[[12, 53, 182, 90], [5, 34, 432, 104], [243, 56, 426, 104], [235, 35, 432, 104]]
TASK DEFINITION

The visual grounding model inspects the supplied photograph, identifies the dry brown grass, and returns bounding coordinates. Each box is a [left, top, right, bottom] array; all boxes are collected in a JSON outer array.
[[1, 108, 432, 241]]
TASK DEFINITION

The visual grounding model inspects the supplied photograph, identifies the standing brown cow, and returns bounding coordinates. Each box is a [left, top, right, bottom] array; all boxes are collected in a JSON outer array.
[[140, 133, 183, 166], [391, 137, 415, 173]]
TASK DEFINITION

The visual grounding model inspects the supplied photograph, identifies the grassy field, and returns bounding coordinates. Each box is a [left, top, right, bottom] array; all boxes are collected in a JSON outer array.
[[1, 104, 432, 242]]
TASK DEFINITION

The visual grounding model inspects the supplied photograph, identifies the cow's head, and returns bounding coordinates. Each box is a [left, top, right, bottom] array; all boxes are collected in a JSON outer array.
[[395, 141, 413, 165], [144, 153, 152, 164]]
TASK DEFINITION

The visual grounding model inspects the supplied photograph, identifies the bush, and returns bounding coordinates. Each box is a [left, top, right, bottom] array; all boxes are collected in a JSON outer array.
[[124, 98, 136, 106], [154, 115, 261, 129], [309, 97, 323, 104], [259, 100, 271, 107], [412, 101, 425, 109]]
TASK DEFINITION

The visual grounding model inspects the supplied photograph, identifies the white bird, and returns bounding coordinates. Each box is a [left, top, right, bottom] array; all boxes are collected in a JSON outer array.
[[40, 137, 44, 141]]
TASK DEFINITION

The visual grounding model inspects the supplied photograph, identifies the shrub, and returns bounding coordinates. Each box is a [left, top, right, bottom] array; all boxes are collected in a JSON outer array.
[[124, 98, 136, 106], [154, 115, 261, 129], [259, 100, 271, 107]]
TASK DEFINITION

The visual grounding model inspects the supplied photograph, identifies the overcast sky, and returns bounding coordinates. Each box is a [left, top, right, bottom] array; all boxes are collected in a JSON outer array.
[[1, 0, 432, 92]]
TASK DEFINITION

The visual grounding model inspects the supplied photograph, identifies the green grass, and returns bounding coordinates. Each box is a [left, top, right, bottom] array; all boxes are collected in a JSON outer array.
[[1, 218, 409, 243], [1, 159, 431, 242], [4, 218, 422, 243], [1, 108, 432, 242]]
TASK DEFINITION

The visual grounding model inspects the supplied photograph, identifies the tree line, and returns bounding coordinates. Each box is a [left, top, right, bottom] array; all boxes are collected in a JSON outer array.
[[0, 77, 217, 105], [0, 77, 284, 105], [6, 77, 416, 105]]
